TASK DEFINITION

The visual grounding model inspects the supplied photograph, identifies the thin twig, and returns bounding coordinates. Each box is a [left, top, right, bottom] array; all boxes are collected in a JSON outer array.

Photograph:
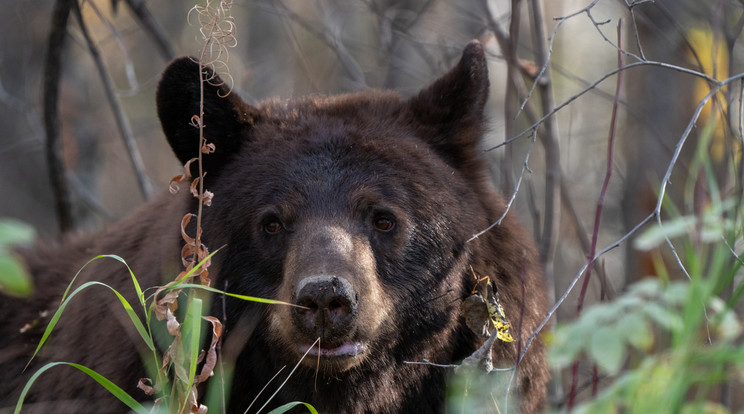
[[568, 21, 624, 410], [506, 65, 744, 406], [486, 59, 721, 153], [529, 0, 562, 305], [468, 130, 537, 242], [507, 211, 657, 402], [272, 0, 366, 87], [560, 181, 615, 301], [626, 0, 647, 60], [83, 0, 139, 92], [43, 0, 76, 234], [73, 1, 153, 200], [124, 0, 176, 60]]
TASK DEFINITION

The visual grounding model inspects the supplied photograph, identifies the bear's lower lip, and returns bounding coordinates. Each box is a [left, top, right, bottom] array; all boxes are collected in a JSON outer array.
[[298, 341, 365, 357]]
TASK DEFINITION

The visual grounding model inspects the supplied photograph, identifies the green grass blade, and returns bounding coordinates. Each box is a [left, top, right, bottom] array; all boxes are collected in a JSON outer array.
[[27, 281, 155, 368], [168, 283, 295, 306], [267, 401, 319, 414], [14, 361, 147, 414], [100, 254, 146, 310], [59, 255, 146, 311], [188, 298, 202, 394]]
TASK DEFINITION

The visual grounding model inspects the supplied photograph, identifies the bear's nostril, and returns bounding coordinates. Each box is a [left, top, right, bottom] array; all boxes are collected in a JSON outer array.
[[328, 299, 344, 311], [291, 275, 358, 338]]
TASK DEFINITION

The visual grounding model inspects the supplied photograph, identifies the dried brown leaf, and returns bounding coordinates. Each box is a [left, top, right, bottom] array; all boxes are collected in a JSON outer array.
[[201, 190, 214, 207], [166, 308, 181, 336], [181, 243, 196, 269], [181, 214, 196, 246], [137, 378, 159, 396], [198, 267, 211, 286], [153, 283, 181, 320], [190, 176, 201, 198], [190, 115, 202, 128], [461, 293, 491, 338], [169, 175, 184, 194], [201, 142, 215, 154], [168, 158, 197, 194], [195, 316, 223, 384]]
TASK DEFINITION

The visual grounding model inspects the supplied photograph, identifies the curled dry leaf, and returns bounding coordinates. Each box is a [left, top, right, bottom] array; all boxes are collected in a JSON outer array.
[[152, 282, 181, 320], [181, 241, 210, 274], [201, 190, 214, 207], [195, 316, 223, 384], [201, 142, 215, 154], [137, 378, 159, 396], [181, 243, 196, 270], [190, 176, 201, 198], [169, 158, 197, 194], [198, 267, 211, 286], [461, 272, 515, 343], [190, 114, 202, 128], [166, 308, 181, 336], [461, 294, 491, 338], [181, 214, 196, 246]]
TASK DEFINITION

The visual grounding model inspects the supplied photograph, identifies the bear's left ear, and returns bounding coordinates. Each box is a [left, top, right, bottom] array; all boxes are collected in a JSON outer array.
[[408, 40, 489, 168], [156, 57, 259, 177]]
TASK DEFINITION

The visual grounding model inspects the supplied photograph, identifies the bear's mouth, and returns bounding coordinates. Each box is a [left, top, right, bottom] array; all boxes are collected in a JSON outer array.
[[297, 341, 365, 358]]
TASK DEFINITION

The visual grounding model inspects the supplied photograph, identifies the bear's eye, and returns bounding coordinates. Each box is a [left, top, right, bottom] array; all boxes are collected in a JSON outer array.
[[264, 220, 283, 235], [373, 216, 395, 232]]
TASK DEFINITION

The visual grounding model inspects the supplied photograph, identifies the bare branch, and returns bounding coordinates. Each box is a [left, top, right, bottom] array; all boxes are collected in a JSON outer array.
[[272, 0, 366, 88], [44, 0, 76, 234], [468, 130, 537, 242], [485, 59, 721, 153], [568, 21, 625, 408], [124, 0, 176, 60], [529, 0, 562, 298], [73, 1, 154, 200]]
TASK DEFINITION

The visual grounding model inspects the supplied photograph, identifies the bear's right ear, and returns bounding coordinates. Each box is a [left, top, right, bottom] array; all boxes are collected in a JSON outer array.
[[156, 57, 259, 176], [408, 40, 489, 170]]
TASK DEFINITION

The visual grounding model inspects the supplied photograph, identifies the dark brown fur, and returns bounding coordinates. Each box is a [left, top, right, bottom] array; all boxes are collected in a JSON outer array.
[[0, 41, 549, 413]]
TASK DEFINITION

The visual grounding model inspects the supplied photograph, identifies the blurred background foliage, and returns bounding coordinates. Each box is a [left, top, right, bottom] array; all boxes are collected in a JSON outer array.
[[2, 0, 744, 411]]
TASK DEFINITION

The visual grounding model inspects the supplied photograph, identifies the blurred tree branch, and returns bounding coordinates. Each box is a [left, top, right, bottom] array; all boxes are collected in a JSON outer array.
[[44, 0, 76, 234], [73, 1, 153, 200]]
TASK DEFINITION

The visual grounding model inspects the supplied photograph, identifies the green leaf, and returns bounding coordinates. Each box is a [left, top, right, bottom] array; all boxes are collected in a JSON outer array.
[[708, 297, 742, 342], [0, 253, 33, 297], [617, 312, 653, 351], [634, 217, 695, 251], [643, 302, 683, 332], [0, 219, 35, 246], [548, 324, 584, 369], [15, 361, 147, 414], [581, 304, 618, 327], [268, 401, 319, 414], [627, 278, 662, 296], [589, 325, 625, 374], [660, 282, 689, 306]]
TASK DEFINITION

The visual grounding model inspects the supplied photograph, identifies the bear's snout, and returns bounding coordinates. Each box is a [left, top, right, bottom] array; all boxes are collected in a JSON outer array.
[[291, 275, 358, 340]]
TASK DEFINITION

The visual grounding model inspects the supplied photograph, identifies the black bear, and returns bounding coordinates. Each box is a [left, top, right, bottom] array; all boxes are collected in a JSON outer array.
[[0, 41, 549, 413]]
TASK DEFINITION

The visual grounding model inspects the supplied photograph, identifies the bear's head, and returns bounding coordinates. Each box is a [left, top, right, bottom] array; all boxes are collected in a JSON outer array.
[[156, 42, 495, 376]]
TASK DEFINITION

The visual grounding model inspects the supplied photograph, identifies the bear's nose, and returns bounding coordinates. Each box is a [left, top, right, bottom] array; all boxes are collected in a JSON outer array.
[[291, 275, 358, 340]]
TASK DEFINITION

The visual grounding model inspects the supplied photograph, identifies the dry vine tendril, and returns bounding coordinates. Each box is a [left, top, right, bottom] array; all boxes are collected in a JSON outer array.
[[139, 2, 237, 413]]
